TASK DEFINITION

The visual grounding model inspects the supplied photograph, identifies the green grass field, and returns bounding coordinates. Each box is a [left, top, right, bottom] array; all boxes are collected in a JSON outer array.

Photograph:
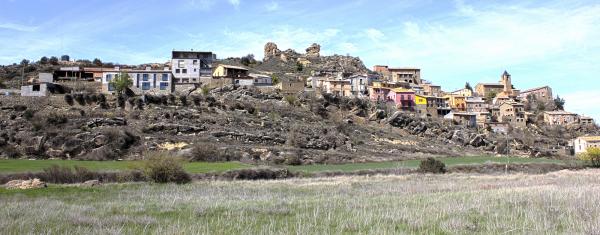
[[0, 156, 570, 174], [0, 160, 253, 174], [288, 156, 567, 173], [1, 170, 599, 234]]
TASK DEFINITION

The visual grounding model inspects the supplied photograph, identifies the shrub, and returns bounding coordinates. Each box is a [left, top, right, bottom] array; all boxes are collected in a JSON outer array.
[[201, 86, 210, 95], [135, 98, 144, 110], [98, 94, 107, 103], [143, 153, 191, 184], [117, 94, 126, 108], [1, 146, 21, 158], [192, 95, 202, 106], [160, 95, 168, 105], [179, 95, 188, 106], [190, 144, 241, 162], [419, 158, 446, 174], [74, 94, 86, 106], [578, 147, 600, 168], [45, 112, 68, 125], [23, 109, 35, 120], [284, 95, 297, 106], [64, 94, 74, 106], [168, 94, 176, 105]]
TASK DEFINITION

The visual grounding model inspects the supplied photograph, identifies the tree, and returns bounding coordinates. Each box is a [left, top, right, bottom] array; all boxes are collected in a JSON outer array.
[[485, 91, 498, 103], [60, 55, 70, 61], [93, 58, 103, 67], [465, 82, 473, 91], [271, 74, 280, 85], [39, 56, 49, 65], [296, 62, 304, 72], [109, 72, 133, 95], [49, 56, 59, 65], [554, 95, 565, 111], [240, 54, 255, 66], [578, 147, 600, 167], [20, 59, 30, 66]]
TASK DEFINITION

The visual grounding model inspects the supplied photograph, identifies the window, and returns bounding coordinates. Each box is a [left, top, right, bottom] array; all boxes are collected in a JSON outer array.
[[159, 82, 169, 90], [182, 69, 187, 74], [32, 84, 40, 91], [142, 82, 151, 90], [106, 74, 112, 82], [193, 60, 198, 65], [178, 60, 184, 68], [108, 83, 115, 91], [162, 74, 169, 81], [142, 74, 149, 81], [194, 68, 197, 72], [175, 69, 181, 73]]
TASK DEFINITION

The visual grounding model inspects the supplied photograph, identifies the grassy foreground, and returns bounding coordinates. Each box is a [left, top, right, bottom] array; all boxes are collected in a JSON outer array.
[[0, 156, 567, 174], [289, 156, 565, 173], [0, 160, 253, 174], [1, 170, 600, 234]]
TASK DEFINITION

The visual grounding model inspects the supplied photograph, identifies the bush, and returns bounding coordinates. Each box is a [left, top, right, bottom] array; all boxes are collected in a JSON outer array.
[[192, 95, 202, 106], [23, 109, 35, 120], [190, 144, 242, 162], [168, 94, 176, 105], [45, 113, 68, 125], [143, 153, 191, 184], [64, 94, 74, 106], [74, 94, 86, 106], [284, 95, 297, 105], [419, 158, 446, 174], [578, 147, 600, 168], [117, 94, 126, 108], [179, 95, 188, 106]]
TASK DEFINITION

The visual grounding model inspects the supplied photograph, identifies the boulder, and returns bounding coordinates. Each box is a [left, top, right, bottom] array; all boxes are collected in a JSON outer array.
[[86, 118, 127, 128], [5, 178, 47, 190], [46, 148, 65, 158], [469, 134, 487, 147], [369, 109, 386, 121], [305, 43, 321, 57], [93, 135, 108, 147], [82, 180, 101, 187], [263, 42, 281, 61]]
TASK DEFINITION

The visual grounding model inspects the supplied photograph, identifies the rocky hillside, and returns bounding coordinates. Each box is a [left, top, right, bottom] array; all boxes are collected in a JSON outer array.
[[217, 42, 370, 80], [1, 86, 596, 164]]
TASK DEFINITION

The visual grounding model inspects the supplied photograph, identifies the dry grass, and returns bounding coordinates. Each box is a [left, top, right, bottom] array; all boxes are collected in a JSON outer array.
[[2, 170, 600, 234]]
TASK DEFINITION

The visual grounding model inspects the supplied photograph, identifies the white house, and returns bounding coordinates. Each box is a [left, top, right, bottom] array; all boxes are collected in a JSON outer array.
[[573, 136, 600, 155], [347, 74, 369, 98], [171, 50, 214, 84], [102, 67, 173, 95]]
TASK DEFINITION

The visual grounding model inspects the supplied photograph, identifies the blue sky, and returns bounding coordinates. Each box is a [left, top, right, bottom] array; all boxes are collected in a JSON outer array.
[[1, 0, 599, 121]]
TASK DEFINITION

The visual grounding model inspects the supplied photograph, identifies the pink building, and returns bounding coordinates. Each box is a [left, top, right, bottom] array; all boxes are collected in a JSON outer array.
[[387, 88, 415, 111]]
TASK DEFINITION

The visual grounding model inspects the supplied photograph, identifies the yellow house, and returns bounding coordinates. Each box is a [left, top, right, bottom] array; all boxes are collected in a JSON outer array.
[[445, 94, 466, 111], [415, 94, 428, 116], [212, 64, 249, 78], [415, 95, 427, 105]]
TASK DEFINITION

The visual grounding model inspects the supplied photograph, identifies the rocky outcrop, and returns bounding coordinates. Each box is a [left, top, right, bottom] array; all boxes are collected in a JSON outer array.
[[264, 42, 281, 61], [5, 178, 47, 189], [305, 43, 320, 57], [144, 123, 206, 134], [86, 118, 127, 128]]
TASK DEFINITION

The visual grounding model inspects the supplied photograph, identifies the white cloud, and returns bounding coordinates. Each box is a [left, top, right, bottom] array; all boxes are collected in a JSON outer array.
[[265, 1, 279, 12], [0, 22, 38, 32], [186, 0, 216, 10], [228, 0, 240, 8], [562, 90, 600, 123], [365, 28, 384, 41], [338, 42, 358, 54]]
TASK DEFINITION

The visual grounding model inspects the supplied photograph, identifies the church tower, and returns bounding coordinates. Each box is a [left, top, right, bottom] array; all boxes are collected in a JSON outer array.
[[501, 70, 512, 94]]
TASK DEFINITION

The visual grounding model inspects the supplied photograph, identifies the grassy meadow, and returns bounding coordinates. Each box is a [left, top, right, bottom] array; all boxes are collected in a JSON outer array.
[[0, 156, 570, 174], [1, 169, 600, 234]]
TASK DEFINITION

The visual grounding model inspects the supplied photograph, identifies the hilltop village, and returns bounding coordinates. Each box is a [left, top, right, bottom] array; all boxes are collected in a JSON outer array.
[[0, 42, 598, 162]]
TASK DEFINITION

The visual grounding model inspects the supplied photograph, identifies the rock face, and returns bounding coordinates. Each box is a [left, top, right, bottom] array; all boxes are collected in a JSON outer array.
[[5, 179, 47, 189], [264, 42, 281, 61], [305, 43, 321, 57]]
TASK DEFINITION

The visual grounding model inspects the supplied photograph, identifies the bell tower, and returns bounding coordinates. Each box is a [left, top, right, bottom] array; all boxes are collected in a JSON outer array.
[[501, 70, 512, 94]]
